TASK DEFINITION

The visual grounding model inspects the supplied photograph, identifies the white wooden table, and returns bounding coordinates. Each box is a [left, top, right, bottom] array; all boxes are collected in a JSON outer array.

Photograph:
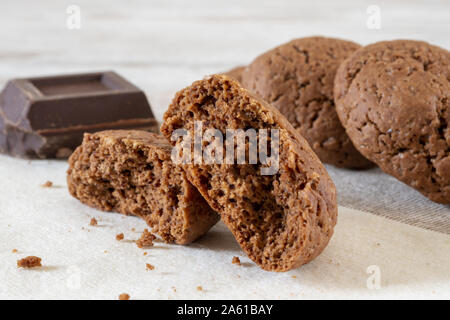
[[0, 0, 449, 300]]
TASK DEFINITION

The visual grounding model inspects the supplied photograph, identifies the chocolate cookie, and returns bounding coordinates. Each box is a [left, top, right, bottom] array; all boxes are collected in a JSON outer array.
[[161, 74, 337, 271], [67, 130, 219, 244], [242, 37, 373, 168], [224, 66, 245, 83], [334, 40, 450, 204]]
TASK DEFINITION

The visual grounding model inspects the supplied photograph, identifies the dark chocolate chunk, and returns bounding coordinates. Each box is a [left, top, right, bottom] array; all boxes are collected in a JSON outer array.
[[0, 71, 159, 159]]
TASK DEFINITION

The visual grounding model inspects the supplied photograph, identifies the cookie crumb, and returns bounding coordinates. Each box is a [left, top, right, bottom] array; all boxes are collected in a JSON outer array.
[[12, 249, 18, 253], [89, 218, 98, 226], [118, 293, 130, 300], [143, 252, 148, 256], [146, 263, 155, 271], [197, 286, 203, 291], [116, 233, 124, 241], [136, 229, 156, 248], [291, 275, 297, 279], [41, 181, 53, 188], [232, 256, 241, 265], [17, 256, 42, 268]]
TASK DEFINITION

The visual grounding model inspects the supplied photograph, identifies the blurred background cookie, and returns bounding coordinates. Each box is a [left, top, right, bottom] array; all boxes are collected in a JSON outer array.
[[334, 40, 450, 204], [242, 36, 373, 169], [223, 65, 245, 83]]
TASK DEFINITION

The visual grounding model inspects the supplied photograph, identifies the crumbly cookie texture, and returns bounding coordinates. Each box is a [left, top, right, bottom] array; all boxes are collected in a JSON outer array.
[[17, 256, 42, 268], [242, 37, 373, 169], [116, 233, 124, 241], [67, 130, 219, 244], [118, 293, 130, 300], [136, 229, 156, 248], [334, 40, 450, 204], [41, 181, 53, 188], [161, 74, 338, 272]]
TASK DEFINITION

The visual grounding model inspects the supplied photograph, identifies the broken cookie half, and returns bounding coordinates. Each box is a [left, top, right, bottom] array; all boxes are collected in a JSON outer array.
[[67, 130, 219, 244], [161, 74, 338, 271]]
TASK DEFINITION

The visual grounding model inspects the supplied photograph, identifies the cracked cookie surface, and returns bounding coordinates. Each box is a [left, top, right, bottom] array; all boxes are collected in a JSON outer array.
[[242, 37, 373, 168], [334, 40, 450, 204], [161, 74, 337, 271]]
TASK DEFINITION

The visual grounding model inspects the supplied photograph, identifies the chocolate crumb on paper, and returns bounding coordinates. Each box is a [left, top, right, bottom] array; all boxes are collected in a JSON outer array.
[[136, 229, 156, 248], [89, 218, 98, 226], [146, 263, 155, 271], [116, 233, 124, 241], [197, 286, 203, 291], [17, 256, 42, 268], [232, 256, 241, 265], [12, 249, 18, 253], [41, 181, 53, 188], [118, 293, 130, 300]]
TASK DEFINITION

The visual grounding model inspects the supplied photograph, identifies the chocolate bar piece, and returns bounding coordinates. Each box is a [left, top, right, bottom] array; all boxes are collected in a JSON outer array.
[[0, 71, 159, 159]]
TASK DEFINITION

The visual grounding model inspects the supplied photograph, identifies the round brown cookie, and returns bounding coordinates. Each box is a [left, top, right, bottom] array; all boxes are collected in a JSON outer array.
[[334, 40, 450, 204], [241, 36, 373, 169], [161, 74, 337, 271]]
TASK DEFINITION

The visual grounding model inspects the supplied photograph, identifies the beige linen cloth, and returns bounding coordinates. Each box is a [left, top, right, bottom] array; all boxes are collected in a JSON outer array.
[[0, 155, 449, 299]]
